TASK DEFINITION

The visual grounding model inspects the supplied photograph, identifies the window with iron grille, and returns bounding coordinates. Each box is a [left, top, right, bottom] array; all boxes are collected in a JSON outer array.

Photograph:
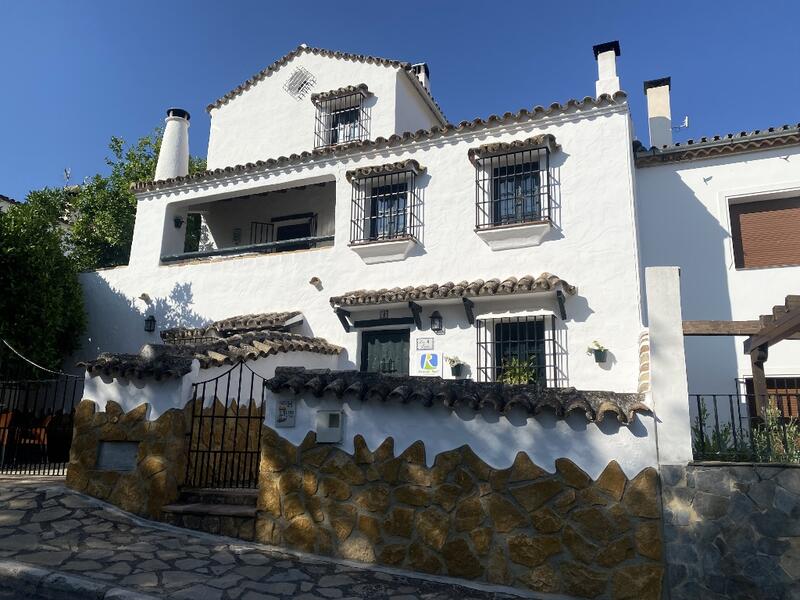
[[474, 146, 551, 229], [349, 168, 422, 244], [314, 91, 371, 148], [476, 315, 558, 387]]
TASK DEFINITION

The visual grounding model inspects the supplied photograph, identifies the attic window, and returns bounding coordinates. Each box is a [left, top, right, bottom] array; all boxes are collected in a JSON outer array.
[[283, 67, 316, 100], [313, 85, 372, 148]]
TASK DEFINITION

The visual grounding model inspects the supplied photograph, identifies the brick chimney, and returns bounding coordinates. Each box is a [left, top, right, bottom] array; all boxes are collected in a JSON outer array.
[[593, 41, 620, 97], [644, 78, 673, 148], [154, 108, 190, 181]]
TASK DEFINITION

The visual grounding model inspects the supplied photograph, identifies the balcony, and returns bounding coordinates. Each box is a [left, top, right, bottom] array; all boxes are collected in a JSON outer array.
[[161, 181, 335, 263]]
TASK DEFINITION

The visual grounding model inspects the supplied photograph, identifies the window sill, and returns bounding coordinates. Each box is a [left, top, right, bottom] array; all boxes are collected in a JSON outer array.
[[475, 220, 551, 250], [349, 236, 417, 264]]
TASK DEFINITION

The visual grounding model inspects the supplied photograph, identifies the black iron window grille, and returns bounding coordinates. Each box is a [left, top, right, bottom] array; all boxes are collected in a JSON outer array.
[[350, 170, 422, 244], [476, 315, 558, 387], [314, 92, 370, 148], [250, 221, 274, 245], [475, 146, 551, 229]]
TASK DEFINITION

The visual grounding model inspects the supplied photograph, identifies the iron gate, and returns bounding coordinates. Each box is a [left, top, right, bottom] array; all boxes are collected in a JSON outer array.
[[185, 361, 267, 489], [0, 342, 83, 476]]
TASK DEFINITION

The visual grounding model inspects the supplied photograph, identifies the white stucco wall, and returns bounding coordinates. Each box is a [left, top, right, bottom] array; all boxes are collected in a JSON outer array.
[[264, 390, 657, 479], [74, 102, 645, 397], [206, 52, 441, 170], [637, 147, 800, 393]]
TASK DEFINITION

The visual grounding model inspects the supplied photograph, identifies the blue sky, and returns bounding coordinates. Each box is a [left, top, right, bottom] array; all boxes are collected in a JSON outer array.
[[2, 1, 799, 202]]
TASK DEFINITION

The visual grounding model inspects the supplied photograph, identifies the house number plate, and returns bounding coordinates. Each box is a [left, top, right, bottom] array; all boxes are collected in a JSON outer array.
[[416, 337, 434, 351], [276, 398, 296, 428]]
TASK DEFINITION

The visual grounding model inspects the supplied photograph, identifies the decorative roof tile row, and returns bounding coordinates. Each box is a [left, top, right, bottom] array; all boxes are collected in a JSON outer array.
[[635, 123, 800, 166], [132, 92, 627, 193], [266, 368, 651, 425], [329, 273, 577, 307], [206, 45, 446, 124], [345, 159, 426, 182], [468, 134, 559, 165], [160, 311, 302, 343], [310, 83, 371, 104]]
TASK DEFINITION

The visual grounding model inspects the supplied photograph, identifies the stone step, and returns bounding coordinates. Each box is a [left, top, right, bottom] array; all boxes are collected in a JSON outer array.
[[162, 502, 256, 518], [178, 487, 259, 507]]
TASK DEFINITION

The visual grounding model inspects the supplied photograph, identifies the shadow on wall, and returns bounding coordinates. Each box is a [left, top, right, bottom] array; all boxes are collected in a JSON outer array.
[[638, 167, 738, 394], [68, 275, 209, 374]]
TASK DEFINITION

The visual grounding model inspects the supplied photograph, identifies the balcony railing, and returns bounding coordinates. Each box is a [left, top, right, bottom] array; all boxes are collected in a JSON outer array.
[[691, 393, 800, 463], [161, 235, 334, 263]]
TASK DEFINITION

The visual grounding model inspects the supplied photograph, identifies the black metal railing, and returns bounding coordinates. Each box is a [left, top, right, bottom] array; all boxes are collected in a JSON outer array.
[[475, 146, 552, 230], [185, 361, 266, 489], [350, 170, 422, 245], [161, 234, 334, 263], [691, 393, 800, 463], [0, 346, 83, 476], [475, 315, 558, 387], [314, 92, 370, 148]]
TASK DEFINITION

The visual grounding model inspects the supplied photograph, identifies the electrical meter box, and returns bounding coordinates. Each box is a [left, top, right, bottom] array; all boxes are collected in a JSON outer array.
[[316, 410, 344, 443]]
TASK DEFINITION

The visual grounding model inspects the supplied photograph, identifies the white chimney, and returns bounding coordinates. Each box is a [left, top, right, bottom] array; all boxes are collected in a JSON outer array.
[[593, 41, 620, 97], [644, 78, 673, 148], [411, 63, 430, 92], [154, 108, 190, 181]]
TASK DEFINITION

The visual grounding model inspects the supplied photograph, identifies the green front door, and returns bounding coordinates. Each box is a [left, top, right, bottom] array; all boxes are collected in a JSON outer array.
[[360, 330, 410, 375]]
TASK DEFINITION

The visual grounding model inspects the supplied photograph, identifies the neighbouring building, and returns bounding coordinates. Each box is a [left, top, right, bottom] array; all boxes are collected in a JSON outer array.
[[58, 41, 799, 599], [0, 194, 19, 212]]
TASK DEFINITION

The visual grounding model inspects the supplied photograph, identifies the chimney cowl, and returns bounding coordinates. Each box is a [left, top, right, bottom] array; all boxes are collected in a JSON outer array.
[[166, 107, 190, 121], [643, 77, 671, 92], [592, 40, 620, 59]]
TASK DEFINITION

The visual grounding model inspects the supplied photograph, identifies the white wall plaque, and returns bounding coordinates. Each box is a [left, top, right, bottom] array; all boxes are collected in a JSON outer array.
[[413, 352, 442, 377], [276, 397, 296, 428], [96, 441, 139, 472], [416, 337, 434, 351]]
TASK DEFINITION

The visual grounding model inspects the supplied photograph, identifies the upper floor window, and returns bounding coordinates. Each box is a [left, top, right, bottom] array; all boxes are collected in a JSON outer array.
[[729, 196, 800, 269], [476, 314, 558, 387], [347, 160, 424, 245], [313, 84, 372, 148], [470, 135, 557, 230]]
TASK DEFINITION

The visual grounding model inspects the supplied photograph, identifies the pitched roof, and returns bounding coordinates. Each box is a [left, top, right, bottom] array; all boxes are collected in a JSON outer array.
[[160, 311, 301, 343], [329, 274, 577, 307], [635, 123, 800, 166], [80, 311, 340, 380], [267, 368, 650, 425], [132, 92, 627, 193], [206, 44, 446, 125]]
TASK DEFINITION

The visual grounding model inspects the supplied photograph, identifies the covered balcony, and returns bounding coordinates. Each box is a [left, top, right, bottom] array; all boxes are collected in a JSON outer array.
[[161, 180, 336, 263]]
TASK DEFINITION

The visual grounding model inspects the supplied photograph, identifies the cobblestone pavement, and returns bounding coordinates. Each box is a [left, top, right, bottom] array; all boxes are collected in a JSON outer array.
[[0, 479, 528, 600]]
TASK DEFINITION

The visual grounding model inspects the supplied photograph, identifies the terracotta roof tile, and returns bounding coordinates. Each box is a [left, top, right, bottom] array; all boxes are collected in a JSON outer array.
[[329, 273, 577, 307], [161, 311, 301, 343], [345, 159, 425, 182], [132, 92, 627, 193], [468, 134, 559, 164], [635, 123, 800, 166], [310, 83, 371, 104], [267, 368, 651, 425]]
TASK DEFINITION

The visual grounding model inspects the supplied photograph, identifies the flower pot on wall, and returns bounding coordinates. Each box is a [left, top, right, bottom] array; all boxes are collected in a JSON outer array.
[[450, 364, 464, 378], [593, 349, 608, 363]]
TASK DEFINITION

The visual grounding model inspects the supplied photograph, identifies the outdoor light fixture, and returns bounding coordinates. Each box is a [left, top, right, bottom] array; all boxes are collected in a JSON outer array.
[[144, 315, 156, 332], [173, 216, 184, 228], [430, 311, 444, 334]]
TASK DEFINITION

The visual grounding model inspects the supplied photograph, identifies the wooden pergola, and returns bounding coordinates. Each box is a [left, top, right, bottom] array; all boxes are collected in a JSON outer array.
[[683, 295, 800, 408]]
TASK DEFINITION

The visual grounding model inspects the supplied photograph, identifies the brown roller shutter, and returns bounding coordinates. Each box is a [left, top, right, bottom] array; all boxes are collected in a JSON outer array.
[[730, 197, 800, 268]]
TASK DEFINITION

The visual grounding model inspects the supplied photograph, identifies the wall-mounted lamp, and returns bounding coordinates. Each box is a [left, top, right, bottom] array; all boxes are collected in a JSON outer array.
[[173, 216, 184, 229], [144, 315, 156, 332], [430, 311, 444, 335]]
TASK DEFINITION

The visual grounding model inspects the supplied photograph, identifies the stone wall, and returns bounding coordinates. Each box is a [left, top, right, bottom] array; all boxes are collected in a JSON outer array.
[[661, 463, 800, 600], [66, 399, 188, 518], [257, 427, 664, 599]]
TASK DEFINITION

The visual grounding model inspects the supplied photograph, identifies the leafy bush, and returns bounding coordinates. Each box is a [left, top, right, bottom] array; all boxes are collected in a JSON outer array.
[[498, 356, 538, 385]]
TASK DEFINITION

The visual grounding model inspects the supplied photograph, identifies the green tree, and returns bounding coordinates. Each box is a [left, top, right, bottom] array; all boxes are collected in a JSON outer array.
[[66, 129, 206, 271], [0, 193, 85, 370]]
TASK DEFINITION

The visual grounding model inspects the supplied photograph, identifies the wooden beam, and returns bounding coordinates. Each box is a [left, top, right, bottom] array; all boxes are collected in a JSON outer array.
[[462, 298, 475, 325], [556, 290, 567, 320], [683, 320, 800, 339], [408, 302, 422, 329], [335, 308, 351, 333], [744, 308, 800, 354], [750, 344, 769, 417], [352, 317, 415, 329]]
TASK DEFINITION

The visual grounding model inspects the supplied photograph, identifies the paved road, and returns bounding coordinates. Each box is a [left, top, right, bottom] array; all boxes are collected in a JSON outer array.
[[0, 479, 526, 600]]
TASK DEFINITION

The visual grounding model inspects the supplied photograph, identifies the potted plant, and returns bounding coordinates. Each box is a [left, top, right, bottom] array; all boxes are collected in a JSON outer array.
[[498, 356, 538, 385], [446, 356, 466, 378], [587, 341, 608, 363]]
